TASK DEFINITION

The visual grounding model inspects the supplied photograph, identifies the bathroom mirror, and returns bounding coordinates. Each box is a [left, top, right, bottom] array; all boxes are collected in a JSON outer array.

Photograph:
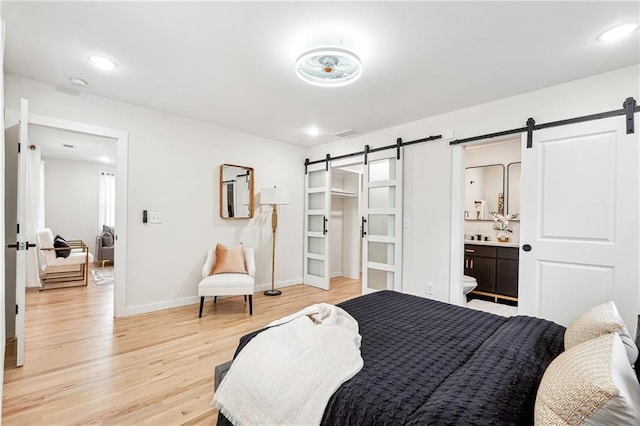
[[507, 162, 521, 218], [464, 164, 505, 220], [220, 164, 254, 219]]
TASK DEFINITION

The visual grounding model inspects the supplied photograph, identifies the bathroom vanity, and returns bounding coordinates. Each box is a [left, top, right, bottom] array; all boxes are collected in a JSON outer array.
[[464, 241, 519, 303]]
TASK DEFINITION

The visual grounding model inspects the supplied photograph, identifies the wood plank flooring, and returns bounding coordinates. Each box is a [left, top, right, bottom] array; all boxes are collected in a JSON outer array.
[[3, 267, 361, 425]]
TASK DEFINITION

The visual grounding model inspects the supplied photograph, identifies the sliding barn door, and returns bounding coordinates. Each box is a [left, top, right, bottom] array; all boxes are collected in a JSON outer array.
[[303, 163, 331, 290], [362, 149, 403, 294], [519, 116, 639, 334]]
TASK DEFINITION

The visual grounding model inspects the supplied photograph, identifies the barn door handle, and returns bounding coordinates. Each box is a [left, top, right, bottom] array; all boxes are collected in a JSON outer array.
[[522, 244, 532, 252], [361, 216, 367, 238]]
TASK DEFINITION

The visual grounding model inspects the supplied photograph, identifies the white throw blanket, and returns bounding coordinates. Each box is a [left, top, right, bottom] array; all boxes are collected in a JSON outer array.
[[213, 303, 363, 426]]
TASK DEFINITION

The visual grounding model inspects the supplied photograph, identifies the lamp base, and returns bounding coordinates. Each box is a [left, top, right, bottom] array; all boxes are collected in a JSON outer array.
[[264, 289, 282, 296]]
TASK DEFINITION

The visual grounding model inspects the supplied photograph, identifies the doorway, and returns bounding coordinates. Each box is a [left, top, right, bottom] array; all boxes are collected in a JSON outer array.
[[329, 163, 362, 284], [4, 100, 129, 366], [462, 139, 521, 311]]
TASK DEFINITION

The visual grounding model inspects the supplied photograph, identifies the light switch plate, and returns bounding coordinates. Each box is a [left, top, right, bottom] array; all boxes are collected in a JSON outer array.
[[149, 212, 162, 224]]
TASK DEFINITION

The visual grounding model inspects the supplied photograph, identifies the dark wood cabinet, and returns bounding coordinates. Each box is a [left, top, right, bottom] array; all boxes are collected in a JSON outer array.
[[465, 244, 519, 301]]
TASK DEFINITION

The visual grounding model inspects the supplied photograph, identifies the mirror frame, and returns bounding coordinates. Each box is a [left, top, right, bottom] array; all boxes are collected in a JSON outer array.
[[464, 163, 505, 221], [219, 164, 254, 219], [506, 161, 521, 219]]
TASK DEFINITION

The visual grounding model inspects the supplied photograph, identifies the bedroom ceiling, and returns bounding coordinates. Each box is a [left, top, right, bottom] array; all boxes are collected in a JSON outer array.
[[3, 1, 639, 147]]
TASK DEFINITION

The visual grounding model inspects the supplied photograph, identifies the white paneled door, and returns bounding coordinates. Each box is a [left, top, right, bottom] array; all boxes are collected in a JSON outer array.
[[10, 99, 30, 366], [303, 163, 331, 290], [362, 149, 403, 294], [519, 116, 639, 335]]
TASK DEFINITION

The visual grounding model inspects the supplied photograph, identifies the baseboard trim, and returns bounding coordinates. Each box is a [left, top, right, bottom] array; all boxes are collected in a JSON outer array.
[[124, 277, 303, 317]]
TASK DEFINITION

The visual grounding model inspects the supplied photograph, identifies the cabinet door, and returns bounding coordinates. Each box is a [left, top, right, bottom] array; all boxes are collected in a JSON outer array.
[[465, 256, 496, 293], [497, 259, 519, 298]]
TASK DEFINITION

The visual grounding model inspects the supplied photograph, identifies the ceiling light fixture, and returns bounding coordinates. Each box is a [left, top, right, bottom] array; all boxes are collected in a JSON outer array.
[[305, 127, 321, 136], [295, 47, 362, 87], [597, 22, 639, 43], [89, 55, 118, 70], [69, 77, 88, 87]]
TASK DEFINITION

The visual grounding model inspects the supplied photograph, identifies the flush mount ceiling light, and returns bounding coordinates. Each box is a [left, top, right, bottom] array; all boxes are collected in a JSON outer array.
[[69, 77, 88, 87], [89, 55, 117, 70], [295, 47, 362, 87], [305, 127, 321, 136], [597, 22, 639, 43]]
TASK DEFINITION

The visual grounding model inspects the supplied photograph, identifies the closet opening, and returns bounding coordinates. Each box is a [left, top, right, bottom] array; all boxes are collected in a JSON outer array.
[[329, 162, 363, 288]]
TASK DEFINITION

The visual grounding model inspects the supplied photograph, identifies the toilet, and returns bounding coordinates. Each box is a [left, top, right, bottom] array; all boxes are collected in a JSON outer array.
[[463, 275, 478, 305]]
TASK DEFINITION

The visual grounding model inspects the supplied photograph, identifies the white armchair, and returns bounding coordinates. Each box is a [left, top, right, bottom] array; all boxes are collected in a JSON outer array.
[[198, 246, 256, 317], [36, 228, 94, 287]]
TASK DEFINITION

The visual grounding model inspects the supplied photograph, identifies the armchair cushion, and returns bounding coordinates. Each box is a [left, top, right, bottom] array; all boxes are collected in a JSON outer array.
[[211, 243, 247, 275]]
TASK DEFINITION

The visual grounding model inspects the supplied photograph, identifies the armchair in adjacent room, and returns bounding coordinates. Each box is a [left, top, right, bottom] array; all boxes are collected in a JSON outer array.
[[198, 243, 256, 317], [95, 225, 115, 267], [36, 228, 94, 287]]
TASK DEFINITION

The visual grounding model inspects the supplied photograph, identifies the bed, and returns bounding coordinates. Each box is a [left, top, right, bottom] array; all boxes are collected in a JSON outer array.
[[216, 290, 565, 425]]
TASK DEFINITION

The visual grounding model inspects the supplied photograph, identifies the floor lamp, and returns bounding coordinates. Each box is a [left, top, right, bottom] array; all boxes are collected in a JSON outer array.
[[260, 187, 290, 296]]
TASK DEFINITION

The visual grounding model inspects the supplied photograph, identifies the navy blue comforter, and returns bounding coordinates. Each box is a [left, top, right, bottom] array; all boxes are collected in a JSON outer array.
[[220, 290, 565, 425]]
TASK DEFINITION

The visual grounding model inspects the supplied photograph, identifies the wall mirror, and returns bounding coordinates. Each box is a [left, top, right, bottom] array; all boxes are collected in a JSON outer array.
[[220, 164, 254, 219], [507, 162, 521, 218], [465, 164, 505, 220]]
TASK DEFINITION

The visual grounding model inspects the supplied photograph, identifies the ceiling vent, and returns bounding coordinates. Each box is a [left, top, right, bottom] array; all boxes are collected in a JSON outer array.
[[333, 129, 360, 138], [61, 143, 76, 149]]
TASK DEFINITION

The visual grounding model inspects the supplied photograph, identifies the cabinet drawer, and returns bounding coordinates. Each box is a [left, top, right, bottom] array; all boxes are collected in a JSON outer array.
[[497, 247, 519, 260], [464, 245, 497, 258]]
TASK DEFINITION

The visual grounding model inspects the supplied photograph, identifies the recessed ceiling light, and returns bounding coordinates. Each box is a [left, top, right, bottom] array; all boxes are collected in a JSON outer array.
[[597, 22, 639, 43], [69, 77, 88, 87], [99, 156, 111, 163], [295, 47, 362, 87], [305, 127, 321, 136], [89, 55, 118, 70]]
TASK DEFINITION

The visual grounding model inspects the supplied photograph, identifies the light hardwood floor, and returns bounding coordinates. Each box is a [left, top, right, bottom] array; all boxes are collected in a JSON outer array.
[[3, 267, 361, 425]]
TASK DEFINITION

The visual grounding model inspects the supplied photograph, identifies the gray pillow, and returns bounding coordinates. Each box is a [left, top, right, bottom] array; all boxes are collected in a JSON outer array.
[[103, 225, 115, 236], [101, 231, 114, 247]]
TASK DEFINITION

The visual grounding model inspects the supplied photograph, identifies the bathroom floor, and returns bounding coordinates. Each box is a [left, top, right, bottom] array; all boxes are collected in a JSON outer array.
[[467, 299, 518, 317]]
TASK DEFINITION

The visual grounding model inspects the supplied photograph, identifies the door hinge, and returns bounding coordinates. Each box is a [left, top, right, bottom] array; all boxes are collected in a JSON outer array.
[[17, 223, 20, 234], [16, 304, 18, 315], [18, 142, 21, 153]]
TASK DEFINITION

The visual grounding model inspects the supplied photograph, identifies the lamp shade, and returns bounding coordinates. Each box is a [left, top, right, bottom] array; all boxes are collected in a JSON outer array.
[[260, 187, 290, 205]]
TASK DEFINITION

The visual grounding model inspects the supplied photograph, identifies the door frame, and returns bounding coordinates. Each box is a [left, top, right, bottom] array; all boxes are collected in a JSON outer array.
[[449, 135, 523, 306], [26, 112, 129, 317]]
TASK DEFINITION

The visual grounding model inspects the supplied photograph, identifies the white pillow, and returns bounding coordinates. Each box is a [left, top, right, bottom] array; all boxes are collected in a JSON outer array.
[[564, 301, 638, 365], [535, 333, 640, 425]]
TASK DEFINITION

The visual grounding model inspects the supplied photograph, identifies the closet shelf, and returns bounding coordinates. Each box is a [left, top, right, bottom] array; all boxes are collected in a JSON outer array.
[[331, 189, 356, 198]]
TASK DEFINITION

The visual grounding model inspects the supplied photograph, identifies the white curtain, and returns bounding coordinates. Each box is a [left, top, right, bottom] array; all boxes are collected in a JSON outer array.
[[25, 148, 44, 288], [98, 172, 116, 229]]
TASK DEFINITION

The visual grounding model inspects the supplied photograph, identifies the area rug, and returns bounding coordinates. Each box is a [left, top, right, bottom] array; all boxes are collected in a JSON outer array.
[[91, 268, 114, 285]]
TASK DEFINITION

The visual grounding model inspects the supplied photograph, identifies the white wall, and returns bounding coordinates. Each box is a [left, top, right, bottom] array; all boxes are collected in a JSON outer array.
[[43, 157, 115, 256], [308, 65, 640, 304], [5, 74, 306, 315], [329, 195, 343, 277]]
